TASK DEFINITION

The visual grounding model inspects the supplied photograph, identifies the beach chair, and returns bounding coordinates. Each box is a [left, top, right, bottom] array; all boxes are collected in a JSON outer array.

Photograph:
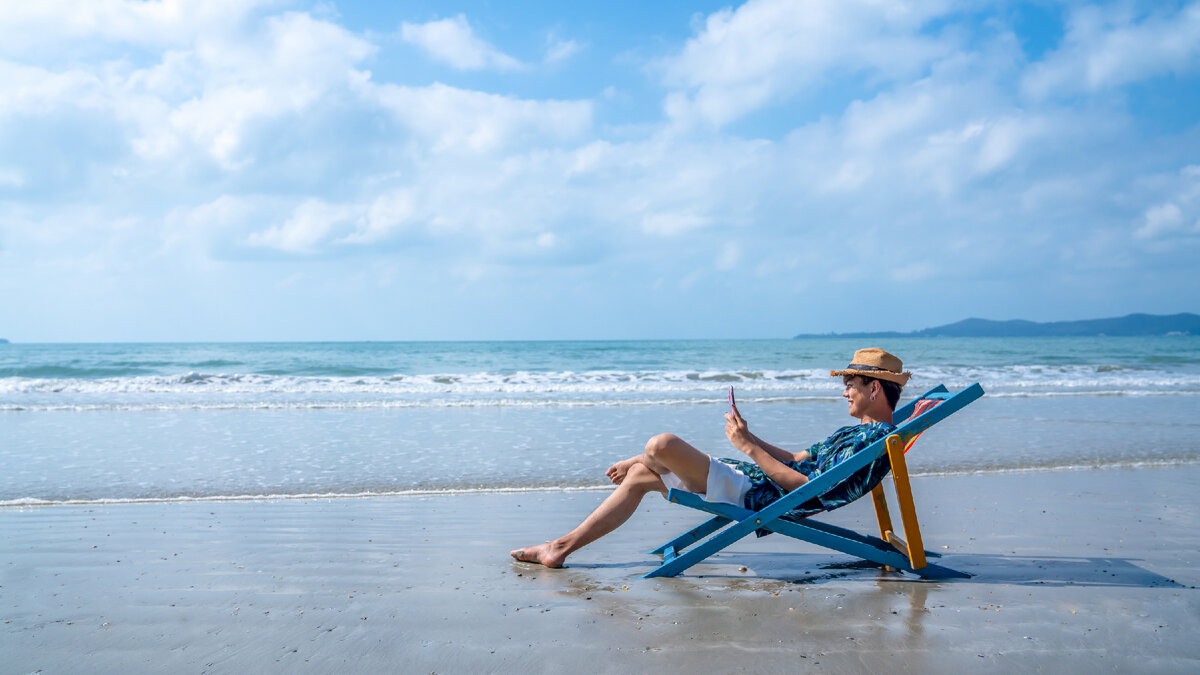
[[643, 383, 985, 579]]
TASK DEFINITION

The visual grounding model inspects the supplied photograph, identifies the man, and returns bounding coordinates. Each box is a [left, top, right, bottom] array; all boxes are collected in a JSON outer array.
[[510, 348, 911, 568]]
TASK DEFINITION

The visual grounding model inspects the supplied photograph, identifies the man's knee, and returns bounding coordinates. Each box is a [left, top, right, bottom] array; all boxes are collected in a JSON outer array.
[[626, 462, 654, 480], [644, 433, 682, 460], [623, 462, 662, 493]]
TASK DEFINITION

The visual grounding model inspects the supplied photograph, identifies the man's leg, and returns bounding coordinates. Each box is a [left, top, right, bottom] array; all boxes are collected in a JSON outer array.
[[510, 462, 664, 567], [639, 433, 713, 492], [510, 434, 713, 568]]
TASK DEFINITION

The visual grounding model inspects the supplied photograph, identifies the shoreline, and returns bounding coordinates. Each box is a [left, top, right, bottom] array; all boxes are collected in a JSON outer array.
[[3, 464, 1198, 672], [4, 456, 1200, 509]]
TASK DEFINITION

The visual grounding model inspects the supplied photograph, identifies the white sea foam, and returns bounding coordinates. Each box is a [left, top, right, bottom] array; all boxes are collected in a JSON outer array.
[[5, 458, 1196, 508], [1, 389, 1196, 413], [0, 368, 826, 395], [0, 394, 844, 413], [0, 485, 614, 508], [2, 364, 1197, 398], [907, 457, 1200, 478]]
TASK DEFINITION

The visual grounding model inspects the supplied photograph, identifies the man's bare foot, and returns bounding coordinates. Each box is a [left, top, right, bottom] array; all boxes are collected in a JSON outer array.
[[510, 542, 568, 568], [605, 457, 639, 485]]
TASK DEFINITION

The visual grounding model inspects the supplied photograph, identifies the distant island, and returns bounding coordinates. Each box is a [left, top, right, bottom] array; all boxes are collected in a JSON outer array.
[[0, 338, 8, 344], [795, 312, 1200, 338]]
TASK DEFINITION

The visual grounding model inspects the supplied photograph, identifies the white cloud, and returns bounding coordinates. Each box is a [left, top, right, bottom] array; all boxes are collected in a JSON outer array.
[[0, 60, 105, 115], [0, 0, 272, 52], [975, 116, 1045, 174], [1138, 203, 1185, 238], [1134, 166, 1200, 241], [790, 68, 1067, 203], [368, 82, 592, 154], [0, 8, 377, 173], [166, 194, 258, 234], [400, 14, 521, 71], [819, 160, 872, 193], [343, 190, 419, 245], [658, 0, 953, 127], [162, 194, 275, 260], [544, 36, 582, 64], [245, 199, 358, 254], [567, 140, 614, 176], [141, 12, 375, 168], [1023, 2, 1200, 99], [0, 0, 1128, 282]]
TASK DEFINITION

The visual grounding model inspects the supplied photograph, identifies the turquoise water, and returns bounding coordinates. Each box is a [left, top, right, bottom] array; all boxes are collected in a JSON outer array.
[[2, 337, 1198, 503]]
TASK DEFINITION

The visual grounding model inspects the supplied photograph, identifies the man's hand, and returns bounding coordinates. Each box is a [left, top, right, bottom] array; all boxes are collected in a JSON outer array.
[[724, 403, 754, 455]]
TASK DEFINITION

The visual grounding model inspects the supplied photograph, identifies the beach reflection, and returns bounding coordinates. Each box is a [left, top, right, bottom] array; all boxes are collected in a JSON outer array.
[[527, 559, 941, 642]]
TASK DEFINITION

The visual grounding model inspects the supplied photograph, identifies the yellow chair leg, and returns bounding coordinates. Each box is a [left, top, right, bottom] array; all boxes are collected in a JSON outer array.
[[871, 484, 893, 540], [886, 434, 926, 569], [870, 484, 898, 572]]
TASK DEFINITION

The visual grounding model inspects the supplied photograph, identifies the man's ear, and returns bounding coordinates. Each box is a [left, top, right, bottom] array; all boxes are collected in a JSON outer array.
[[871, 379, 882, 397]]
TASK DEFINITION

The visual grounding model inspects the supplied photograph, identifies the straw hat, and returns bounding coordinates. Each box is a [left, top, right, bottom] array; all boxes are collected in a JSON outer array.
[[830, 348, 911, 386]]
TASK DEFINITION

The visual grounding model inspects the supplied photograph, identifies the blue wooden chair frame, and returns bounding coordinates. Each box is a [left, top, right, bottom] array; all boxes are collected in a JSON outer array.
[[643, 383, 985, 579]]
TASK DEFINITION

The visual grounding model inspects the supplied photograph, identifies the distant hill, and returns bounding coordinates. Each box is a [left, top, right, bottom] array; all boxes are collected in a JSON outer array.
[[795, 313, 1200, 338]]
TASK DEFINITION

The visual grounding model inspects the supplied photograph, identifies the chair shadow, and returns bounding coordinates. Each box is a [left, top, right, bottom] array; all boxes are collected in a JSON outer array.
[[677, 551, 1188, 588]]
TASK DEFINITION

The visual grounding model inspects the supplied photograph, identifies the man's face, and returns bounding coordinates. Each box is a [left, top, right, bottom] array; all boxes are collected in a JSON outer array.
[[842, 375, 873, 419]]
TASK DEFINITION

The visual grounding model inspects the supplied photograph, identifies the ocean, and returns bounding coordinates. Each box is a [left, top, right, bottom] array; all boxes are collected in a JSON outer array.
[[2, 337, 1198, 505]]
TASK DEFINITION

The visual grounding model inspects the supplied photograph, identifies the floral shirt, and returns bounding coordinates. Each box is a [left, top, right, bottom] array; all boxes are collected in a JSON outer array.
[[718, 422, 895, 522]]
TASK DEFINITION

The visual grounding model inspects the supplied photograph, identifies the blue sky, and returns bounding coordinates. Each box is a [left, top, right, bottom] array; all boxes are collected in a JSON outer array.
[[1, 0, 1198, 341]]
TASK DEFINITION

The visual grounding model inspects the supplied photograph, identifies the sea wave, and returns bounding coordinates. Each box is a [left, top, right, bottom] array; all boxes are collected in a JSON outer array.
[[1, 389, 1196, 413], [2, 368, 825, 395], [3, 364, 1198, 398]]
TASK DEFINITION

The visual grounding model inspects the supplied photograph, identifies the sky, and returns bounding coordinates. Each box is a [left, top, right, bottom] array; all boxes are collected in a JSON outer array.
[[1, 0, 1198, 342]]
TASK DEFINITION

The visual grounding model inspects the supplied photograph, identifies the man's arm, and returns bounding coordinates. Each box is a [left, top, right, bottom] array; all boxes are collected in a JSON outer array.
[[739, 442, 809, 492], [748, 432, 810, 463], [726, 406, 809, 491]]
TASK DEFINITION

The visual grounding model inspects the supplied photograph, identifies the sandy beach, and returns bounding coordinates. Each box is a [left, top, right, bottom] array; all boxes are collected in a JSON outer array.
[[3, 464, 1199, 674]]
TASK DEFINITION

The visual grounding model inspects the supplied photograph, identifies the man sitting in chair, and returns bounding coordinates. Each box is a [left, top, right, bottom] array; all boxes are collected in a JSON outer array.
[[510, 348, 912, 568]]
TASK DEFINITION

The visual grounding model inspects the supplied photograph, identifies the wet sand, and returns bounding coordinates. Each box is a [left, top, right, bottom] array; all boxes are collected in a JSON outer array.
[[3, 465, 1199, 673]]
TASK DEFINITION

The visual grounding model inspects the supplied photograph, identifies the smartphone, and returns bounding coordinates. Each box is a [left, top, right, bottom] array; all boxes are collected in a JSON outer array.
[[728, 385, 736, 412]]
